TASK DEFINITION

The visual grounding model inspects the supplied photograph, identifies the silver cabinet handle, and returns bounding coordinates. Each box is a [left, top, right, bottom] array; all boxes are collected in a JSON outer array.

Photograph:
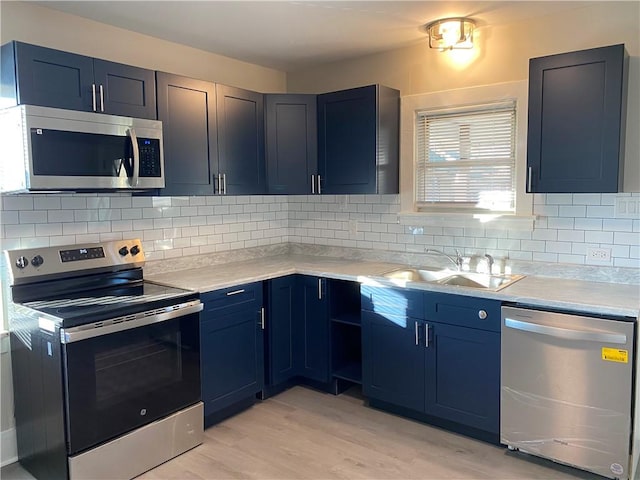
[[127, 128, 139, 187], [414, 321, 419, 346], [504, 318, 627, 344], [311, 174, 315, 194], [318, 278, 322, 300], [478, 310, 487, 320], [218, 174, 223, 195], [226, 289, 245, 296], [222, 173, 227, 195], [527, 167, 532, 193], [99, 84, 105, 112], [92, 84, 97, 112], [425, 323, 430, 347], [260, 307, 265, 330], [317, 175, 322, 194]]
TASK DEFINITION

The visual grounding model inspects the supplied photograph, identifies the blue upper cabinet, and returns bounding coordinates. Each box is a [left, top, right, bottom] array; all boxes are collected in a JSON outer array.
[[317, 84, 399, 194], [1, 41, 156, 119], [216, 84, 266, 195], [156, 72, 219, 196], [265, 94, 318, 194], [527, 44, 628, 193]]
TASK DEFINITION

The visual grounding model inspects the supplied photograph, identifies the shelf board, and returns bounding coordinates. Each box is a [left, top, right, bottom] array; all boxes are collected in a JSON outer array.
[[332, 362, 362, 384], [331, 313, 361, 327]]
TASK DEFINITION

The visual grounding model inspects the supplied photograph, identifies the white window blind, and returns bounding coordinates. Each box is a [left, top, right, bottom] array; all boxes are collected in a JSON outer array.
[[415, 101, 516, 213]]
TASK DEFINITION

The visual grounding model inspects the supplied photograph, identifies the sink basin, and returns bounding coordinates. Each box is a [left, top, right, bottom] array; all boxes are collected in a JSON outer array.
[[381, 267, 524, 291], [382, 267, 452, 282], [437, 272, 524, 291]]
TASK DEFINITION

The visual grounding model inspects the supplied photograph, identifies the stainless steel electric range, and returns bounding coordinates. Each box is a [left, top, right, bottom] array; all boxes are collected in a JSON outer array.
[[4, 239, 204, 480]]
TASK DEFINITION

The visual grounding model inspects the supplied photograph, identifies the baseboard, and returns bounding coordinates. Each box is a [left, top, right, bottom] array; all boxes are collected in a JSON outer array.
[[1, 426, 17, 467]]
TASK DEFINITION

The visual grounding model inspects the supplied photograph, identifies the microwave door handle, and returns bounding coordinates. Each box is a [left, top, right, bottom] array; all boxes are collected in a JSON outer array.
[[127, 128, 140, 187]]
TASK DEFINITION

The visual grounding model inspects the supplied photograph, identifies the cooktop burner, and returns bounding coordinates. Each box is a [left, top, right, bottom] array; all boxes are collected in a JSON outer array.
[[22, 281, 198, 327]]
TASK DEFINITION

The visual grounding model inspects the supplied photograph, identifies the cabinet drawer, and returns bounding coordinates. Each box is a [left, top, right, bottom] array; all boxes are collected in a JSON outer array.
[[202, 282, 263, 315], [361, 285, 424, 319], [425, 293, 501, 332]]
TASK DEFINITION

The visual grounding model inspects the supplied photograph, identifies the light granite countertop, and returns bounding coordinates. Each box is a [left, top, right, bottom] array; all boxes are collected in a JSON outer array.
[[146, 253, 640, 319]]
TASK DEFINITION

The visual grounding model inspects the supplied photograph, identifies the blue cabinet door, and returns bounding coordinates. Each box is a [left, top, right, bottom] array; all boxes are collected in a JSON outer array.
[[317, 84, 399, 194], [216, 84, 266, 194], [200, 308, 264, 416], [424, 322, 500, 434], [10, 42, 94, 111], [93, 59, 156, 119], [4, 42, 156, 119], [156, 72, 219, 195], [297, 276, 329, 382], [200, 284, 264, 417], [265, 94, 317, 194], [527, 44, 627, 193], [361, 310, 424, 412], [267, 276, 298, 385]]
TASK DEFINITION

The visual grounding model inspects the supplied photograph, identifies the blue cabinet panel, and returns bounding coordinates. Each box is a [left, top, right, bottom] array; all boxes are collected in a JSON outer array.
[[317, 84, 399, 194], [266, 276, 298, 385], [361, 310, 424, 411], [93, 59, 156, 119], [216, 84, 266, 194], [8, 42, 94, 111], [426, 293, 501, 332], [3, 41, 156, 119], [265, 94, 317, 194], [527, 44, 627, 192], [361, 284, 424, 319], [424, 322, 500, 433], [200, 282, 264, 418], [297, 276, 329, 383], [156, 72, 218, 195]]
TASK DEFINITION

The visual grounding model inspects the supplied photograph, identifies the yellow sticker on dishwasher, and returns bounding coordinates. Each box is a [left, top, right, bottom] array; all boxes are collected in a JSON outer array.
[[602, 348, 628, 363]]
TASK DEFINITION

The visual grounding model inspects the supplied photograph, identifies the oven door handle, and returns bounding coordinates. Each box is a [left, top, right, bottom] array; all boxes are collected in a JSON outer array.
[[60, 300, 203, 344]]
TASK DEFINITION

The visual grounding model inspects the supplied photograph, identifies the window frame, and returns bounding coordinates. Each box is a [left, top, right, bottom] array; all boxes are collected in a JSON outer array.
[[399, 81, 533, 228]]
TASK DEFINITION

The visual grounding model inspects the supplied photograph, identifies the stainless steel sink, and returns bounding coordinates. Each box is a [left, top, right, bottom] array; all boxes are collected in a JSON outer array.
[[436, 272, 524, 291], [382, 267, 453, 282], [381, 267, 524, 291]]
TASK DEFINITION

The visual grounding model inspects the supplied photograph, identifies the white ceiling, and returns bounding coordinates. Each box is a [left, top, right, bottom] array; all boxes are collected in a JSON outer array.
[[39, 1, 595, 71]]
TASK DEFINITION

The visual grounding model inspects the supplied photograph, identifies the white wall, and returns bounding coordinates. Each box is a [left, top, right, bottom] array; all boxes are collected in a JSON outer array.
[[287, 2, 640, 192], [0, 1, 287, 93]]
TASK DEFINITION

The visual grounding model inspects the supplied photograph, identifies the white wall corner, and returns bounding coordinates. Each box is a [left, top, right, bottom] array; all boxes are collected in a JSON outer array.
[[1, 427, 17, 467]]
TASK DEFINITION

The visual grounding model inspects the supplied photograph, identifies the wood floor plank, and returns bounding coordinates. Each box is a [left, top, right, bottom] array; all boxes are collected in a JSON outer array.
[[2, 386, 603, 480]]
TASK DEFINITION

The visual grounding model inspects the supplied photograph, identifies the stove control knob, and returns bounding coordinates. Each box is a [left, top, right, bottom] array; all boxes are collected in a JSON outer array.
[[31, 255, 44, 267], [130, 245, 141, 256], [118, 246, 129, 256], [15, 256, 28, 269]]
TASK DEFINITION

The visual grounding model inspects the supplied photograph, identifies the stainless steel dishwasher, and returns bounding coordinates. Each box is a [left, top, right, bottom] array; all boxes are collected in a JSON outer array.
[[501, 306, 635, 480]]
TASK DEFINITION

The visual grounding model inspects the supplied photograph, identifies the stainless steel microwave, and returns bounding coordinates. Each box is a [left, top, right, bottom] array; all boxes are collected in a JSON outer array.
[[0, 105, 164, 193]]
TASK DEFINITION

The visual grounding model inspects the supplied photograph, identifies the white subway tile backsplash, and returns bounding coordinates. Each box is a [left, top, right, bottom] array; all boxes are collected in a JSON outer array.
[[1, 193, 638, 275]]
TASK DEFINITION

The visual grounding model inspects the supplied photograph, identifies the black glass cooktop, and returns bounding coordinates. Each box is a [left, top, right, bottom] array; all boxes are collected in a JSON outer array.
[[22, 281, 198, 327]]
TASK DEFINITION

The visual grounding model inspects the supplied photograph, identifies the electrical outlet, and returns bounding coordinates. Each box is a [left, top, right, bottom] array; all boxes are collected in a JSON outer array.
[[586, 247, 611, 262], [616, 198, 640, 218], [348, 220, 358, 235]]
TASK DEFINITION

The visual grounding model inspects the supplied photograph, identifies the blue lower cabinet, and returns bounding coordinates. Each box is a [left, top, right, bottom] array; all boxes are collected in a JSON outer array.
[[200, 283, 264, 422], [361, 310, 424, 412], [424, 322, 500, 434], [297, 276, 330, 382], [265, 275, 329, 388], [362, 287, 501, 438], [266, 276, 298, 385]]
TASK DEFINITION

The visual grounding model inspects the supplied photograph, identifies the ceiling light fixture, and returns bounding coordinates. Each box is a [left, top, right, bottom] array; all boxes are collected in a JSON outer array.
[[426, 17, 475, 51]]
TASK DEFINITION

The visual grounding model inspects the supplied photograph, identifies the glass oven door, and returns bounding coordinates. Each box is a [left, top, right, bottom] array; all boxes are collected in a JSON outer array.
[[62, 308, 201, 455]]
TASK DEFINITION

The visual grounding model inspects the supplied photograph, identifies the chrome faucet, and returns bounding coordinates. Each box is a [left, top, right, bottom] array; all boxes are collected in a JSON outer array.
[[425, 248, 463, 270], [484, 254, 494, 274]]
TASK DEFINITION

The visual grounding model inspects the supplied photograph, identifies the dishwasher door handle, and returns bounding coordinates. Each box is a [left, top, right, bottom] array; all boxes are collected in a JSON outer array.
[[504, 317, 628, 344]]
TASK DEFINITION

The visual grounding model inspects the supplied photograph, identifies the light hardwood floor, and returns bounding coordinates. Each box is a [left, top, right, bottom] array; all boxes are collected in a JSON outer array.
[[3, 386, 602, 480]]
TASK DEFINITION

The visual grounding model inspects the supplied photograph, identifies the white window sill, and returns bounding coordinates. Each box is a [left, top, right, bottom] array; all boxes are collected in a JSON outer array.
[[398, 212, 536, 230]]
